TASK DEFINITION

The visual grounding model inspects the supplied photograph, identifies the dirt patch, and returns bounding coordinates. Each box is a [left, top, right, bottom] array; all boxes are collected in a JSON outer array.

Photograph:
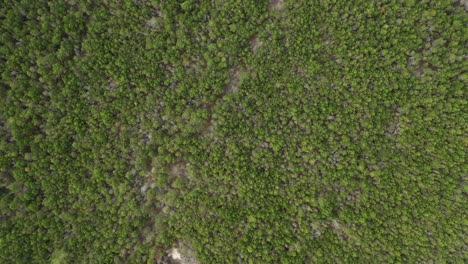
[[169, 162, 188, 178], [107, 78, 118, 92], [292, 65, 307, 77], [328, 220, 354, 241], [182, 56, 203, 74], [385, 108, 402, 137], [146, 17, 159, 28], [345, 189, 362, 203], [269, 0, 284, 11], [224, 68, 243, 93], [146, 10, 163, 29], [201, 121, 214, 138], [158, 244, 199, 264], [460, 0, 468, 11], [249, 34, 263, 54]]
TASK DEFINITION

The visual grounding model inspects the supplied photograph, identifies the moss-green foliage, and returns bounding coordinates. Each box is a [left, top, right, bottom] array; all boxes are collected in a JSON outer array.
[[1, 0, 466, 263]]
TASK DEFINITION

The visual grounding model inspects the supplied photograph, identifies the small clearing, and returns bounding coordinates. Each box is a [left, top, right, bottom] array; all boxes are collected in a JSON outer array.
[[224, 68, 243, 93], [269, 0, 284, 11], [250, 34, 263, 54]]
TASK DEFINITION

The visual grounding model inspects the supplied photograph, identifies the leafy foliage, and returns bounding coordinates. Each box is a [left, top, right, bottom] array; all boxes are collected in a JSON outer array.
[[0, 0, 466, 263]]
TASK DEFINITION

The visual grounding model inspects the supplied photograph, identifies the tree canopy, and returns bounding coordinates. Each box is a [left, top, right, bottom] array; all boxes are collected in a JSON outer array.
[[1, 0, 467, 263]]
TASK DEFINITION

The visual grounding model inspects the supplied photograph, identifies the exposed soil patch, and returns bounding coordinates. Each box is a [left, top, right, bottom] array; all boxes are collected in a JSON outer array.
[[224, 68, 243, 93], [385, 108, 402, 137], [201, 121, 214, 138], [182, 56, 203, 74], [169, 162, 188, 178], [328, 220, 355, 242], [157, 244, 199, 264], [292, 65, 307, 77], [249, 34, 263, 54], [108, 78, 118, 92], [269, 0, 284, 11], [460, 0, 468, 11], [146, 17, 159, 28]]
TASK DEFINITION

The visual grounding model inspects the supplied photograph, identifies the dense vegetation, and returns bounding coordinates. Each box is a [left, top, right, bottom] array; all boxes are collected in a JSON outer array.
[[1, 0, 466, 263]]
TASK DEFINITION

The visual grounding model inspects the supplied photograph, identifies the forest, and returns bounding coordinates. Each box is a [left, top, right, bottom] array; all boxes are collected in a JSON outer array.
[[0, 0, 467, 263]]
